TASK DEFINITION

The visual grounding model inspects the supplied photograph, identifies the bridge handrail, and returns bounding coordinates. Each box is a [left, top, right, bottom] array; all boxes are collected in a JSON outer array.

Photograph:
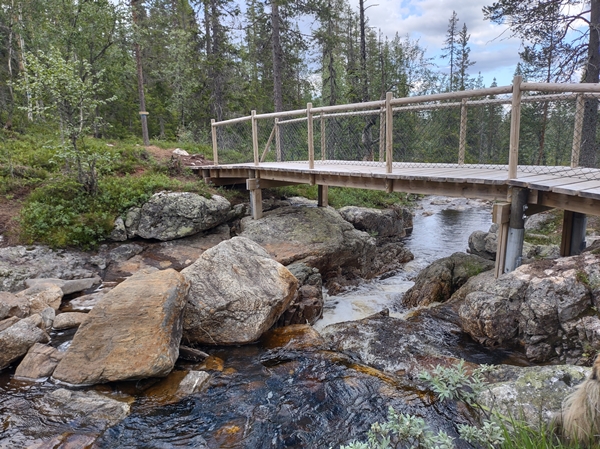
[[211, 77, 600, 174]]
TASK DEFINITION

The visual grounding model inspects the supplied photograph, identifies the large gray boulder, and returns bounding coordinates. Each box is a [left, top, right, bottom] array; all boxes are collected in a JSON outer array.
[[52, 268, 190, 385], [125, 192, 231, 241], [338, 206, 410, 238], [468, 224, 498, 260], [0, 315, 50, 370], [478, 364, 590, 428], [402, 252, 494, 308], [0, 291, 29, 319], [457, 253, 600, 364], [181, 237, 298, 345], [239, 205, 376, 278]]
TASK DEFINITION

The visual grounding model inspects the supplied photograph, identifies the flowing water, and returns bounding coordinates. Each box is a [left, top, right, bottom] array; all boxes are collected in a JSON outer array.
[[0, 196, 496, 449]]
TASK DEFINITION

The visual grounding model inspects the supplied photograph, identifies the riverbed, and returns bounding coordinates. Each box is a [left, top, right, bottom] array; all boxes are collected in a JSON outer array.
[[0, 196, 495, 448]]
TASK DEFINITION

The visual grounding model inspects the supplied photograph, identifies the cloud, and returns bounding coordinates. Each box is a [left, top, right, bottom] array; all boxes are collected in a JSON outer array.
[[347, 0, 524, 86]]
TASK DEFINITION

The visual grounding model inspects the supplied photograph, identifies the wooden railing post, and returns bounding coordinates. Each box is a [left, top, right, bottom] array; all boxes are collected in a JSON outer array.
[[251, 110, 259, 166], [320, 114, 326, 161], [307, 102, 314, 169], [571, 93, 585, 168], [379, 108, 385, 162], [275, 118, 281, 162], [211, 119, 218, 165], [385, 92, 393, 173], [508, 75, 523, 179], [458, 98, 467, 165]]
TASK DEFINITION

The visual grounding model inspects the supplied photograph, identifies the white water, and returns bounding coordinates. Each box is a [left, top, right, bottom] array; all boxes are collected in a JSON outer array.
[[313, 196, 494, 331]]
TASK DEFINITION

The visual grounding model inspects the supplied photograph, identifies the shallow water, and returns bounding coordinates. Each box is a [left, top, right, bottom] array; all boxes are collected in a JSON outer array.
[[314, 196, 493, 330], [0, 196, 496, 448]]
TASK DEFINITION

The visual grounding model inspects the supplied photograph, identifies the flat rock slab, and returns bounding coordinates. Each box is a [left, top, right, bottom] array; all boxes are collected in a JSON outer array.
[[182, 237, 298, 345], [52, 268, 190, 385], [16, 284, 63, 314], [25, 277, 100, 295]]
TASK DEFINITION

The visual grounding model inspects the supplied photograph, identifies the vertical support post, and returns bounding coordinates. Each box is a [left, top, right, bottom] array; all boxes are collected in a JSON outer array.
[[379, 108, 385, 162], [251, 110, 259, 166], [385, 92, 393, 174], [458, 98, 468, 165], [307, 103, 314, 169], [211, 119, 218, 166], [275, 118, 281, 162], [561, 211, 588, 256], [247, 169, 262, 220], [508, 75, 523, 179], [321, 114, 326, 161], [493, 203, 511, 278], [504, 187, 528, 273], [318, 185, 328, 207], [571, 94, 585, 168]]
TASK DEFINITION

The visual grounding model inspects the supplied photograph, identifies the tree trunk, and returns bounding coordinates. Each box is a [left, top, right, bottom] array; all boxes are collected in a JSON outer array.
[[132, 0, 150, 146], [581, 0, 600, 167], [271, 0, 283, 112]]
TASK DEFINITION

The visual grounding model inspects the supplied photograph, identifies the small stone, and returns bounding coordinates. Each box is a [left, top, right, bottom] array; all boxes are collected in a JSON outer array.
[[53, 312, 88, 330], [14, 343, 64, 380]]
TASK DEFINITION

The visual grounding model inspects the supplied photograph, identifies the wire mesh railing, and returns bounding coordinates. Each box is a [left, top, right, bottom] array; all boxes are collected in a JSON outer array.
[[211, 79, 600, 181]]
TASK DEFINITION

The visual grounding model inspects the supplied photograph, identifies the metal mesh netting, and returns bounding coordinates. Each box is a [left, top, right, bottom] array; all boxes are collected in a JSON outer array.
[[213, 91, 600, 181], [517, 93, 599, 180], [214, 118, 253, 164], [391, 94, 512, 168]]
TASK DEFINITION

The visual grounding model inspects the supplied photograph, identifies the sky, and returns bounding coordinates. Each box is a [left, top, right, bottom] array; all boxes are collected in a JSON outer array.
[[348, 0, 524, 87]]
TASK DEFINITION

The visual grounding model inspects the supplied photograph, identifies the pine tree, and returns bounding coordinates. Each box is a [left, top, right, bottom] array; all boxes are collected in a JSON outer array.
[[441, 11, 459, 91]]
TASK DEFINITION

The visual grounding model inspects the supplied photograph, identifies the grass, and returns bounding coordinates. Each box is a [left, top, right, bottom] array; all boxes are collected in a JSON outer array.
[[0, 128, 222, 249]]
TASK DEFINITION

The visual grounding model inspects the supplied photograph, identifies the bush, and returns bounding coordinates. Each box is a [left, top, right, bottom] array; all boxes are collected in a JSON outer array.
[[19, 173, 212, 248]]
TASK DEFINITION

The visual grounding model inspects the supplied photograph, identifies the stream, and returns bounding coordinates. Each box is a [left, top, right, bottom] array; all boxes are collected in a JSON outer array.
[[0, 196, 497, 449]]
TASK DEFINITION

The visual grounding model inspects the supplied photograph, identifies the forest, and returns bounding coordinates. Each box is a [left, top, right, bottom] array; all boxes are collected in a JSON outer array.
[[0, 0, 597, 143]]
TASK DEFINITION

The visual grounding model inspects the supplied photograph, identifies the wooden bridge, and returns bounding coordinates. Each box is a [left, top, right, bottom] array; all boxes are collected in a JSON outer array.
[[198, 76, 600, 277]]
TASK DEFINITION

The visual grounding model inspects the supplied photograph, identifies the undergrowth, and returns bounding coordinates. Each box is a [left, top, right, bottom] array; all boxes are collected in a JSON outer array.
[[340, 361, 579, 449]]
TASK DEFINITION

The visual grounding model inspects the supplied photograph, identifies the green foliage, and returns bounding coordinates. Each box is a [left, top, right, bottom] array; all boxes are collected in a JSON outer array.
[[19, 173, 211, 248], [338, 360, 575, 449]]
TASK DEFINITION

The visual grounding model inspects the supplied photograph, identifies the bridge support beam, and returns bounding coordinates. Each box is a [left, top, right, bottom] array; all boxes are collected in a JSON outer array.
[[493, 203, 510, 278], [318, 185, 328, 207], [560, 211, 587, 256], [247, 170, 263, 220], [504, 187, 529, 273]]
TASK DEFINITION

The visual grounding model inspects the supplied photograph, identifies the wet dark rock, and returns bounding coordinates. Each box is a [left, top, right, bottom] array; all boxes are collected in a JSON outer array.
[[278, 262, 323, 326], [14, 343, 64, 380], [402, 252, 494, 308], [262, 324, 326, 351], [179, 345, 209, 362], [142, 369, 210, 405], [52, 268, 190, 385], [457, 253, 600, 364], [95, 347, 475, 449], [182, 237, 298, 345], [320, 306, 500, 378]]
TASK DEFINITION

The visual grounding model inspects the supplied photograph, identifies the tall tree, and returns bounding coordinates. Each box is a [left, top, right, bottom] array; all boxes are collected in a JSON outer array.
[[131, 0, 150, 146], [441, 11, 459, 91], [456, 23, 475, 90], [483, 0, 600, 167]]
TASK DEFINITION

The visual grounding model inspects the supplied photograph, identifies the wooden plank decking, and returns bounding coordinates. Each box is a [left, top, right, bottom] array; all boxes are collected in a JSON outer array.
[[197, 161, 600, 216]]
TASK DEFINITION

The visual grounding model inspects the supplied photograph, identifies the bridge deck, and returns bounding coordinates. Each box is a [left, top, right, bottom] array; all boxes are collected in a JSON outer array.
[[198, 161, 600, 216]]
